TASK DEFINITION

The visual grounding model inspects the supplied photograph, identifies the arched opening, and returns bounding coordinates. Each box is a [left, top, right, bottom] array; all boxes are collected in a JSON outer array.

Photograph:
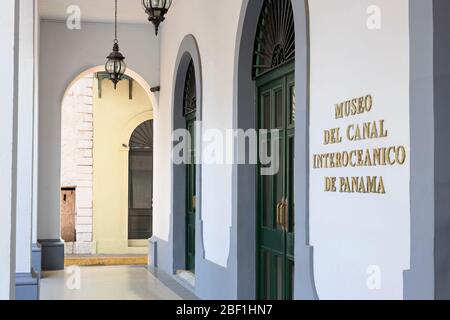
[[183, 60, 197, 273], [234, 0, 316, 299], [253, 0, 296, 300], [172, 56, 198, 276], [128, 120, 154, 240], [170, 35, 203, 284], [60, 66, 155, 256]]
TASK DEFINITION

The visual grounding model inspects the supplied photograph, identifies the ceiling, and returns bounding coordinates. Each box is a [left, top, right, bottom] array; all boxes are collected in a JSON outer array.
[[39, 0, 148, 24]]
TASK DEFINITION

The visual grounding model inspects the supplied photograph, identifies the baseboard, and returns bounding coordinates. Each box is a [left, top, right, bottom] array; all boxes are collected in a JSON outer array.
[[38, 239, 65, 271], [16, 272, 39, 300], [174, 270, 196, 293]]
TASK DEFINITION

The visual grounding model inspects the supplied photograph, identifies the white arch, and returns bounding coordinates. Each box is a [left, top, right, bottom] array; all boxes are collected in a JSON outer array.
[[62, 65, 159, 110]]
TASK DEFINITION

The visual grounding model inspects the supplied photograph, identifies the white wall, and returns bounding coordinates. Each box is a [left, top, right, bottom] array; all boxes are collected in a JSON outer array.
[[155, 0, 243, 267], [16, 0, 37, 275], [32, 0, 40, 246], [0, 0, 18, 299], [38, 20, 159, 240], [309, 0, 410, 299]]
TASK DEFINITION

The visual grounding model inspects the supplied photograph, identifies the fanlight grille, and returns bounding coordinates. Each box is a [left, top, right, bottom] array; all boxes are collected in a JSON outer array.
[[183, 60, 197, 116], [129, 120, 153, 150], [253, 0, 295, 78]]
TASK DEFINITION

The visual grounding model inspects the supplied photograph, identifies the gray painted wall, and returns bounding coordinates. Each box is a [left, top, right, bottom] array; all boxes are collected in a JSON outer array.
[[433, 0, 450, 300], [406, 0, 450, 300], [292, 0, 318, 300], [38, 20, 160, 240], [404, 0, 435, 300]]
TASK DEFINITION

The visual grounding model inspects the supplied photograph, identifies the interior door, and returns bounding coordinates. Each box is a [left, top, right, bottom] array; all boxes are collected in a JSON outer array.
[[257, 64, 295, 300], [128, 150, 153, 240], [128, 120, 154, 240], [61, 188, 76, 242]]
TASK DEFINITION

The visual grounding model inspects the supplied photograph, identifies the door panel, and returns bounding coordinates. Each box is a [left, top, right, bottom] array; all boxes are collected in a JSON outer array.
[[61, 189, 76, 242], [286, 73, 296, 272], [186, 115, 196, 273], [257, 64, 295, 300], [261, 250, 272, 300], [128, 150, 153, 240]]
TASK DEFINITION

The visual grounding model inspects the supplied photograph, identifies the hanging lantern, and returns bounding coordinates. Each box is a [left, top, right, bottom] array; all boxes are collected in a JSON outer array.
[[105, 41, 126, 90], [105, 0, 126, 89], [142, 0, 173, 36]]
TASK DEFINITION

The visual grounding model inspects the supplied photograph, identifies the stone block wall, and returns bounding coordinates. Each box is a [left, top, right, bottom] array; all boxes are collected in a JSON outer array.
[[61, 74, 95, 255]]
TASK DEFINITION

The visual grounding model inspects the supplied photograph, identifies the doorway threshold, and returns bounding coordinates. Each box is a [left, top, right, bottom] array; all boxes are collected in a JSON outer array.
[[65, 254, 148, 267]]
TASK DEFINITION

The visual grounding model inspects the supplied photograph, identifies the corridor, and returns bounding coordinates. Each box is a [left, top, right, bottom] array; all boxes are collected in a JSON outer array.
[[3, 0, 450, 301], [40, 266, 197, 300]]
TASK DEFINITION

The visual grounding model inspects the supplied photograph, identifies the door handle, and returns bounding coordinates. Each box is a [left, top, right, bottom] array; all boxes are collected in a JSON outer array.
[[283, 198, 289, 232], [279, 197, 286, 230], [276, 202, 282, 228]]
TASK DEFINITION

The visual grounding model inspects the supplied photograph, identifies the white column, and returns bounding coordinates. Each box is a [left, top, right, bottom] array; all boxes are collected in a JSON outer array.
[[15, 0, 36, 275], [32, 0, 40, 247], [0, 0, 19, 300]]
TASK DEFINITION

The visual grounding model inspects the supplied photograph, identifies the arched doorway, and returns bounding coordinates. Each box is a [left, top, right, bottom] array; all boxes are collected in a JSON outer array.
[[128, 120, 154, 240], [253, 0, 296, 300], [183, 59, 197, 273], [171, 35, 203, 279], [58, 66, 155, 258]]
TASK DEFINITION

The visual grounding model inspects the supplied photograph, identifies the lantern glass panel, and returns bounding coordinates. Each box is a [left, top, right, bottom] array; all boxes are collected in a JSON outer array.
[[151, 0, 162, 8], [106, 60, 115, 73], [118, 60, 126, 74]]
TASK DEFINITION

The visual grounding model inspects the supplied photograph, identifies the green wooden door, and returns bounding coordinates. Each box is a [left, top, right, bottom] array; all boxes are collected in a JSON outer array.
[[186, 113, 196, 273], [257, 63, 295, 300]]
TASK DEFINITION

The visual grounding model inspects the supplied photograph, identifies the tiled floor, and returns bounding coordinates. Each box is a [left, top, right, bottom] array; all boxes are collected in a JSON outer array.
[[40, 265, 197, 300]]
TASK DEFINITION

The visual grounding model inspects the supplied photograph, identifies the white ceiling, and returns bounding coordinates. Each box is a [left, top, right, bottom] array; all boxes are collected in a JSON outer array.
[[39, 0, 149, 24]]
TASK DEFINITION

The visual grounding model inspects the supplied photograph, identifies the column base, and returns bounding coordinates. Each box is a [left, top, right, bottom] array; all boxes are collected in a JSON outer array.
[[15, 272, 39, 300], [38, 239, 65, 271], [32, 243, 42, 274]]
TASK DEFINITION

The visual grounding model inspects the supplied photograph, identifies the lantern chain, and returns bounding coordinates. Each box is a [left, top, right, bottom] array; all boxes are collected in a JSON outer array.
[[114, 0, 118, 43]]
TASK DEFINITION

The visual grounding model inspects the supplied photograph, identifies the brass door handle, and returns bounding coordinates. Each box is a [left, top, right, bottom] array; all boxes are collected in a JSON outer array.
[[276, 202, 282, 227], [279, 197, 286, 231], [283, 199, 289, 232]]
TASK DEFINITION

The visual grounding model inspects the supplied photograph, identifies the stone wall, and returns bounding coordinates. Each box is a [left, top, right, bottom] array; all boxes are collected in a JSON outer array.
[[61, 74, 94, 255]]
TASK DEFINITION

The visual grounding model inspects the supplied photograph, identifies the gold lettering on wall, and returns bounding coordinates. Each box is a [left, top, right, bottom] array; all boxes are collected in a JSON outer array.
[[314, 95, 406, 195], [335, 95, 373, 119]]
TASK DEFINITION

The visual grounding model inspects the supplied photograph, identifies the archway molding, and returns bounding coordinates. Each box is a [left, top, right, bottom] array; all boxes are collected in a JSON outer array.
[[232, 0, 318, 299], [170, 34, 204, 277], [120, 111, 154, 245], [62, 66, 158, 111]]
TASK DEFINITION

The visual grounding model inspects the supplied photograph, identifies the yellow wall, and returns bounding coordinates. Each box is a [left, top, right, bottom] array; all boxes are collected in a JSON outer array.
[[93, 77, 153, 254]]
